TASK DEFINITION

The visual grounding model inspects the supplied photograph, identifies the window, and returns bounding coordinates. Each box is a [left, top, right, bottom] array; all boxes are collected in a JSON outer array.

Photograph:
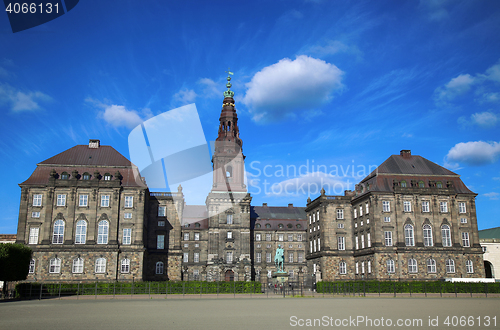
[[368, 260, 372, 273], [355, 262, 359, 274], [156, 261, 164, 274], [158, 221, 165, 227], [266, 253, 272, 263], [418, 181, 425, 188], [75, 220, 87, 244], [103, 174, 111, 181], [267, 244, 271, 248], [158, 206, 166, 216], [122, 228, 131, 245], [296, 224, 302, 229], [366, 203, 369, 214], [157, 235, 165, 249], [101, 195, 110, 207], [288, 252, 294, 263], [353, 209, 357, 218], [337, 209, 344, 219], [408, 258, 417, 273], [401, 180, 407, 187], [49, 258, 61, 273], [360, 220, 363, 227], [361, 235, 365, 249], [423, 224, 433, 247], [427, 259, 436, 273], [445, 259, 455, 273], [82, 173, 90, 180], [387, 259, 395, 273], [255, 233, 261, 241], [367, 233, 371, 247], [226, 214, 233, 224], [298, 252, 304, 263], [227, 231, 232, 239], [309, 215, 311, 224], [403, 201, 411, 212], [384, 231, 393, 246], [265, 223, 271, 228], [404, 224, 414, 246], [125, 196, 133, 208], [124, 213, 132, 219], [79, 195, 88, 207], [366, 218, 369, 224], [194, 252, 199, 263], [33, 194, 42, 207], [310, 241, 312, 253], [313, 239, 317, 252], [29, 259, 35, 273], [317, 211, 319, 221], [318, 238, 321, 251], [384, 216, 391, 222], [29, 227, 39, 244], [422, 201, 429, 213], [382, 201, 390, 212], [466, 260, 473, 274], [288, 234, 293, 242], [183, 253, 189, 263], [462, 232, 470, 247], [57, 194, 66, 206], [95, 258, 106, 273], [52, 219, 64, 244], [256, 252, 261, 263], [32, 211, 40, 218], [97, 220, 109, 244], [461, 218, 467, 224], [339, 261, 346, 274], [359, 205, 363, 216], [361, 262, 365, 274], [121, 259, 130, 273], [312, 214, 315, 223], [441, 225, 452, 247], [194, 233, 200, 241], [226, 252, 233, 263], [436, 181, 443, 188], [193, 269, 200, 280], [183, 233, 189, 241], [355, 236, 359, 250], [459, 202, 466, 213], [337, 223, 344, 229], [278, 234, 284, 241], [72, 258, 84, 274], [297, 234, 302, 242], [440, 201, 448, 213], [266, 234, 272, 241], [61, 173, 69, 180], [482, 246, 487, 253]]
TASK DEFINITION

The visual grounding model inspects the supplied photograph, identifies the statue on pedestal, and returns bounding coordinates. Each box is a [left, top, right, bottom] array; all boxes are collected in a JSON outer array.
[[274, 244, 285, 273]]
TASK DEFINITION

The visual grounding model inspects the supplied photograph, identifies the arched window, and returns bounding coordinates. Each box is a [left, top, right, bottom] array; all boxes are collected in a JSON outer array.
[[401, 180, 407, 187], [427, 258, 436, 273], [466, 260, 474, 274], [445, 259, 455, 273], [278, 224, 284, 229], [408, 258, 418, 273], [97, 220, 109, 244], [75, 220, 87, 244], [296, 224, 301, 229], [156, 261, 164, 274], [195, 223, 200, 228], [436, 181, 443, 188], [61, 172, 69, 180], [226, 166, 232, 178], [418, 181, 425, 188], [441, 224, 452, 247], [72, 258, 84, 273], [255, 223, 261, 229], [287, 224, 292, 229], [404, 224, 414, 246], [423, 224, 433, 247], [387, 259, 395, 273], [265, 224, 271, 228], [121, 259, 130, 273], [82, 172, 91, 180], [339, 261, 346, 274], [95, 258, 106, 273], [29, 259, 35, 273], [49, 258, 61, 273], [52, 219, 64, 244]]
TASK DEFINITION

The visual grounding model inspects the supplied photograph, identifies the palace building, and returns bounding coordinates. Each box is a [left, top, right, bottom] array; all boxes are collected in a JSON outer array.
[[15, 76, 485, 283]]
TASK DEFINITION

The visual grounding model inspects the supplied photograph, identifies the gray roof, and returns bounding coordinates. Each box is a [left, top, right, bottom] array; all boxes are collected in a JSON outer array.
[[365, 154, 457, 178], [479, 227, 500, 240]]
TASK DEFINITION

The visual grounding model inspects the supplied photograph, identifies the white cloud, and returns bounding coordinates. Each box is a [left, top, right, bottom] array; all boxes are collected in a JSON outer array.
[[446, 141, 500, 166], [483, 61, 500, 83], [102, 105, 145, 129], [304, 40, 363, 60], [434, 74, 475, 103], [471, 112, 498, 128], [0, 83, 51, 112], [197, 78, 221, 98], [483, 192, 499, 200], [172, 88, 197, 105], [419, 0, 453, 21], [242, 55, 344, 123]]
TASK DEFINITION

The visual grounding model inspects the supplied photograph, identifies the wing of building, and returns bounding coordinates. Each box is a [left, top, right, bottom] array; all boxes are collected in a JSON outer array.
[[16, 77, 485, 284]]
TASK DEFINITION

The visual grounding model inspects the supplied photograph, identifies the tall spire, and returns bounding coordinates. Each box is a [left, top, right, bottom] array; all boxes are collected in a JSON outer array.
[[223, 68, 234, 98]]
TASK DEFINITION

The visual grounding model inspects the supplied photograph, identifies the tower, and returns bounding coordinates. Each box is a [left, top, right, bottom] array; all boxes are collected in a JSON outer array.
[[205, 70, 252, 281]]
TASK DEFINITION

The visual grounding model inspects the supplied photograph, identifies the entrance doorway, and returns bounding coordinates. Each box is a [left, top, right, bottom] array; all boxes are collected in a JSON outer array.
[[484, 261, 494, 278], [225, 270, 234, 282]]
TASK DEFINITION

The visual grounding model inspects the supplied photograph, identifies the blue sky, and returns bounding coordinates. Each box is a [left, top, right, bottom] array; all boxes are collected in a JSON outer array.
[[1, 0, 499, 233]]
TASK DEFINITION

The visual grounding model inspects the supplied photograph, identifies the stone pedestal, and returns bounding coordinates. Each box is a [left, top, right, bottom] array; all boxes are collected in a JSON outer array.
[[272, 271, 289, 285]]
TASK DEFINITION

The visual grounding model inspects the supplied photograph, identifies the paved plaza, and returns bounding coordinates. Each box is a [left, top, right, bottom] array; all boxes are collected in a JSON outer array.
[[1, 296, 499, 329]]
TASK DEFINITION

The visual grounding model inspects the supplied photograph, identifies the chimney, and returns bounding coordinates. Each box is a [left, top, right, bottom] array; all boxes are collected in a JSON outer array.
[[89, 139, 100, 149], [262, 203, 267, 207], [400, 150, 411, 159], [288, 203, 293, 208]]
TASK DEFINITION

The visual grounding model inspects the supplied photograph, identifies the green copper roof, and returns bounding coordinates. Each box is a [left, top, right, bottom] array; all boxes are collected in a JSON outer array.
[[479, 227, 500, 239], [223, 68, 234, 98]]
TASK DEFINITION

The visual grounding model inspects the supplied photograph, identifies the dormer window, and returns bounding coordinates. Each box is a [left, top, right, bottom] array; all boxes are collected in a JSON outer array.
[[418, 181, 425, 188], [82, 173, 90, 180], [61, 172, 69, 180], [103, 173, 111, 181], [401, 181, 407, 188], [278, 224, 284, 229], [436, 181, 443, 188]]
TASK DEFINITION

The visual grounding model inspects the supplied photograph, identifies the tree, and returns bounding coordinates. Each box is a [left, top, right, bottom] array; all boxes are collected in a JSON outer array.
[[0, 243, 32, 297]]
